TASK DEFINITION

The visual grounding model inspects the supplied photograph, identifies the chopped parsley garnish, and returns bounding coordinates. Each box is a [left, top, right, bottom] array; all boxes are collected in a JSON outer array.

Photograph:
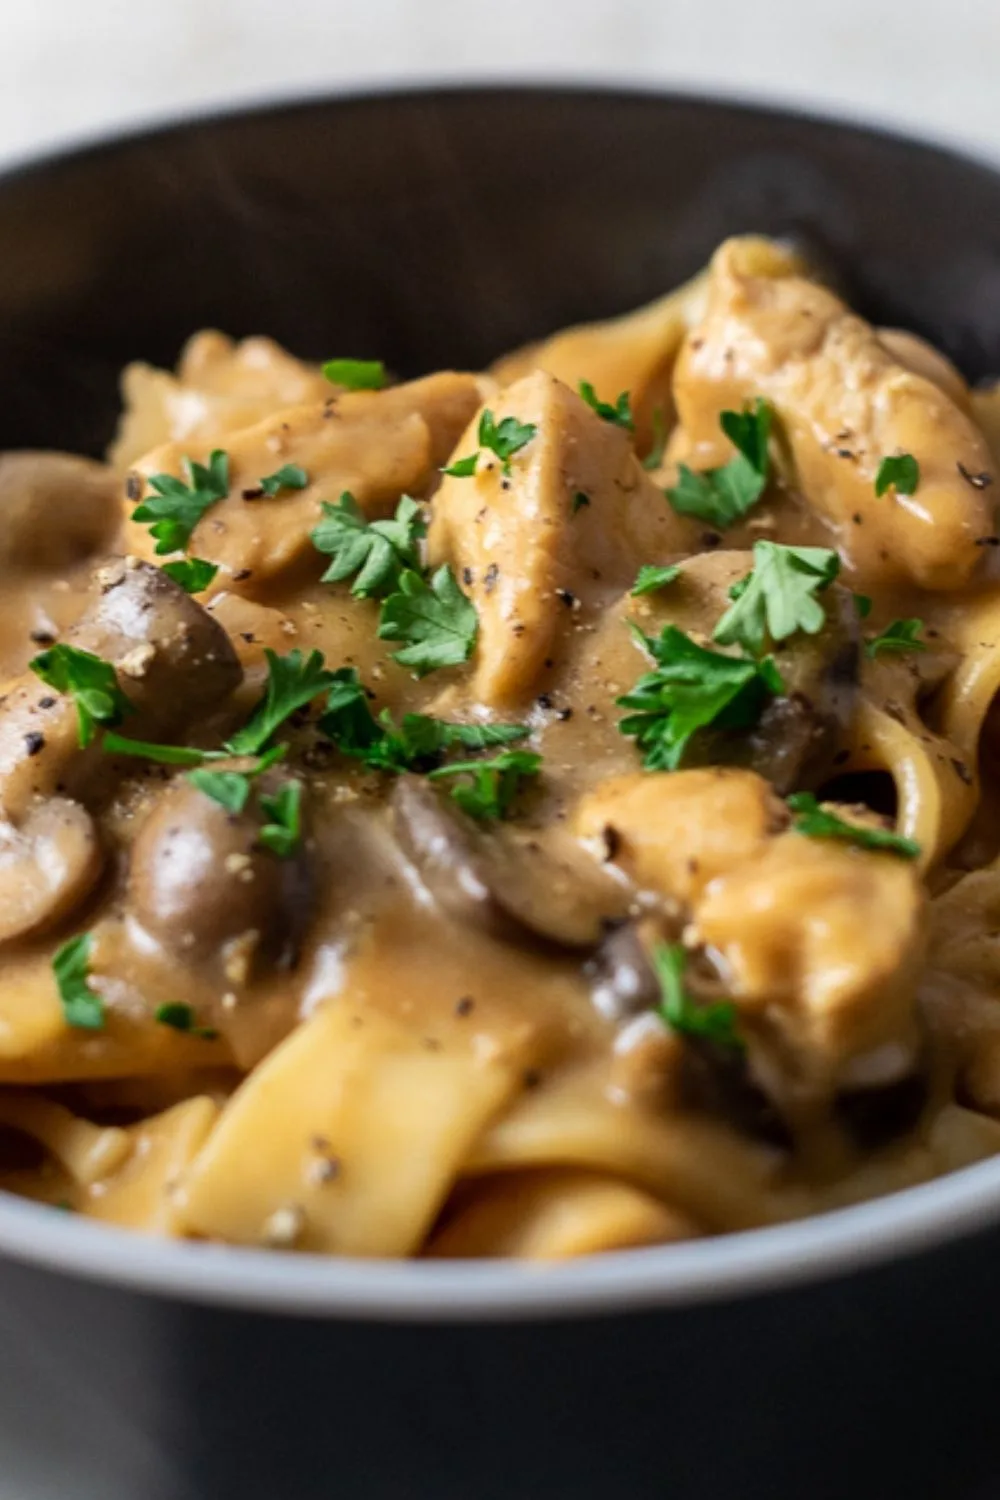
[[161, 558, 219, 593], [429, 749, 542, 821], [571, 491, 591, 515], [320, 668, 528, 771], [853, 593, 873, 620], [666, 399, 773, 528], [443, 409, 537, 477], [154, 1003, 218, 1041], [786, 792, 921, 859], [865, 618, 927, 659], [578, 382, 634, 431], [311, 493, 425, 598], [653, 944, 743, 1051], [225, 649, 338, 756], [260, 463, 309, 497], [132, 450, 229, 555], [188, 767, 255, 814], [875, 453, 920, 497], [642, 407, 668, 471], [187, 745, 288, 816], [258, 781, 303, 857], [713, 542, 840, 655], [631, 563, 681, 597], [53, 933, 103, 1031], [322, 358, 387, 391], [103, 733, 214, 767], [377, 566, 479, 677], [29, 644, 132, 748], [617, 625, 783, 771]]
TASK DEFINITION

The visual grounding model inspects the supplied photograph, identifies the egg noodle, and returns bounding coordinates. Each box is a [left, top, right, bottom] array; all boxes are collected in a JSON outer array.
[[1, 235, 1000, 1260]]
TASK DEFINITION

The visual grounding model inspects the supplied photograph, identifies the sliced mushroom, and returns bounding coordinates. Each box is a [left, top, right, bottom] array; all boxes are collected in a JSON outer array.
[[128, 769, 311, 974], [0, 559, 242, 816], [0, 452, 119, 572], [593, 920, 792, 1147], [0, 798, 103, 943], [835, 1069, 928, 1150], [391, 776, 631, 950]]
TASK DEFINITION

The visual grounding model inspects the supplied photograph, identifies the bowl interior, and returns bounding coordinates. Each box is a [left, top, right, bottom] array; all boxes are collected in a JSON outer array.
[[3, 86, 1000, 1313], [3, 87, 1000, 457]]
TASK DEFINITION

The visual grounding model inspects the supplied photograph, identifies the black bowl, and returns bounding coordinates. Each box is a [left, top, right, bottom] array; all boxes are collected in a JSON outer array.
[[3, 86, 1000, 1500]]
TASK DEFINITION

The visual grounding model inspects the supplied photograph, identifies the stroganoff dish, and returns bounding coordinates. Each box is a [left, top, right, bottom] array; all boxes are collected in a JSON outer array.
[[3, 235, 1000, 1259]]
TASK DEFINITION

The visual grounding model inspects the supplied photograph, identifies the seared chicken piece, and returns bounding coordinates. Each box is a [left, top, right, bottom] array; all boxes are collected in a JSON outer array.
[[122, 373, 485, 590], [671, 237, 995, 589], [575, 768, 925, 1098], [110, 330, 332, 470], [428, 372, 688, 708]]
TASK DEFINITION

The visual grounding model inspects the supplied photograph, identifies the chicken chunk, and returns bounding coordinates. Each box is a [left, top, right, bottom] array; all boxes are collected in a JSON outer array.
[[428, 372, 689, 708], [695, 832, 925, 1095], [671, 236, 995, 589], [109, 330, 332, 470], [574, 768, 785, 905], [575, 768, 925, 1098], [122, 372, 485, 590]]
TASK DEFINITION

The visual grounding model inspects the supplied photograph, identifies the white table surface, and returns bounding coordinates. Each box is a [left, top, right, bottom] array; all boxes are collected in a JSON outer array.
[[2, 0, 999, 170]]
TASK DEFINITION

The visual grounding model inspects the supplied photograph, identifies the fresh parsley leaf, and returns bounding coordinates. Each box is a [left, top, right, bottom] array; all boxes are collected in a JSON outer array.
[[479, 410, 538, 472], [132, 450, 229, 555], [631, 564, 681, 597], [188, 768, 254, 814], [161, 558, 219, 593], [29, 644, 132, 748], [260, 463, 309, 497], [653, 944, 743, 1051], [319, 668, 384, 757], [866, 618, 927, 659], [572, 491, 591, 515], [713, 541, 840, 656], [617, 625, 783, 771], [666, 399, 772, 528], [377, 566, 479, 677], [441, 452, 479, 478], [443, 409, 537, 478], [786, 792, 921, 859], [154, 1002, 218, 1041], [311, 493, 425, 597], [102, 733, 214, 766], [578, 381, 634, 431], [720, 403, 772, 476], [875, 453, 920, 497], [320, 670, 529, 771], [53, 933, 103, 1030], [322, 358, 387, 391], [853, 593, 873, 620], [642, 407, 668, 471], [429, 749, 542, 821], [226, 649, 337, 756], [185, 745, 287, 812], [258, 781, 303, 857]]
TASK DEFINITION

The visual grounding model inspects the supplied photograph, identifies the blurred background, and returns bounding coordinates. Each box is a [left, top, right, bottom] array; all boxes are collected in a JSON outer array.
[[2, 0, 998, 169]]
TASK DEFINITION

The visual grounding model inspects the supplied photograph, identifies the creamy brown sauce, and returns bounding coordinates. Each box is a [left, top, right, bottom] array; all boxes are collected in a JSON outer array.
[[3, 239, 1000, 1259]]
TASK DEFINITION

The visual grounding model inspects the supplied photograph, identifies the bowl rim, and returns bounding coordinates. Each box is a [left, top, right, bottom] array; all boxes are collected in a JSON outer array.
[[4, 81, 1000, 1320]]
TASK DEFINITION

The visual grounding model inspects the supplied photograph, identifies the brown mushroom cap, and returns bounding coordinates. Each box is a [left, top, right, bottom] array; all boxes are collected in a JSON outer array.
[[127, 774, 310, 974], [0, 798, 104, 943], [391, 776, 631, 950]]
